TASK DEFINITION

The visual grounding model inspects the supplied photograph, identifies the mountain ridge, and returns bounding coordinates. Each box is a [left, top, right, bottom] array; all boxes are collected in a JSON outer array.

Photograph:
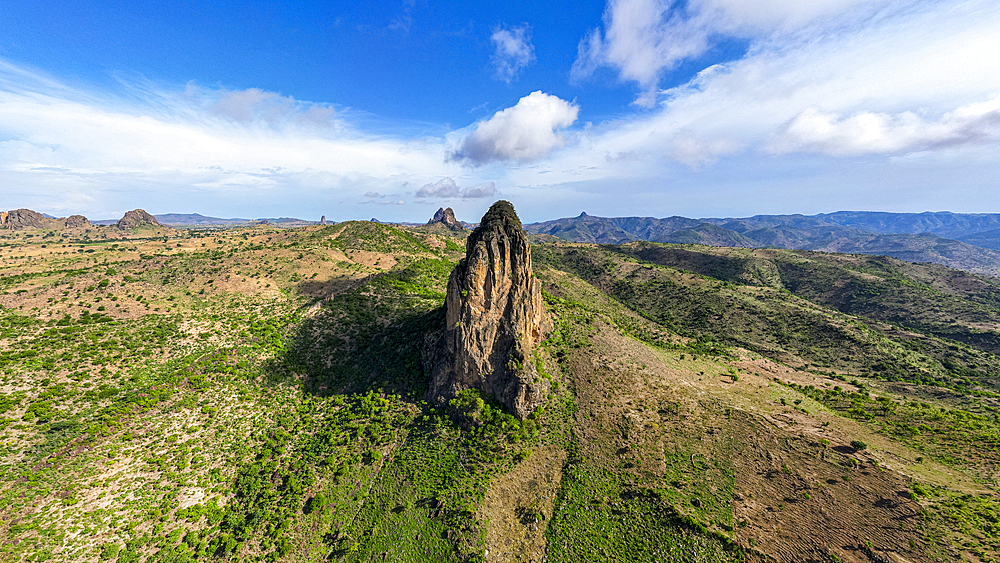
[[525, 210, 1000, 276]]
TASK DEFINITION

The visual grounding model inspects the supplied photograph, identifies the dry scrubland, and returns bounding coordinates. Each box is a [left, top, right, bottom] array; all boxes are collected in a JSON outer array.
[[1, 220, 1000, 562]]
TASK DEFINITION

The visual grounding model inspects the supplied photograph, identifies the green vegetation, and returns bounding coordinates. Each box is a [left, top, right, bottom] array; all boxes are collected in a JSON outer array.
[[2, 224, 1000, 562]]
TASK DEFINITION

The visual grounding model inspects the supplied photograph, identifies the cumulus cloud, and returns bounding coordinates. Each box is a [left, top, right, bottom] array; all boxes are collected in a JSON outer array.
[[541, 0, 1000, 174], [771, 98, 1000, 156], [491, 24, 535, 83], [573, 0, 889, 106], [572, 0, 708, 106], [415, 177, 497, 199], [462, 182, 498, 198], [449, 91, 579, 165]]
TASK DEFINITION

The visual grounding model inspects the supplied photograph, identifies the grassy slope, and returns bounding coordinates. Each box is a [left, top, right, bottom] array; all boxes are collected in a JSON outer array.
[[3, 228, 1000, 563]]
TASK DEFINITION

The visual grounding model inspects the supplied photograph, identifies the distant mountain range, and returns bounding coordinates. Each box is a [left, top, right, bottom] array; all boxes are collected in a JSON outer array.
[[93, 213, 321, 226], [11, 206, 1000, 275], [524, 211, 1000, 276]]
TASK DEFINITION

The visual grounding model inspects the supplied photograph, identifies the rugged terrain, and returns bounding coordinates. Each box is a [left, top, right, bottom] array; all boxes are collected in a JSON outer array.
[[524, 211, 1000, 275], [1, 205, 1000, 562]]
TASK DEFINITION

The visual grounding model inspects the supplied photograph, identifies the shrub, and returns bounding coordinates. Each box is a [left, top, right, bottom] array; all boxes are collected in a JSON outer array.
[[850, 440, 868, 451], [100, 543, 122, 560]]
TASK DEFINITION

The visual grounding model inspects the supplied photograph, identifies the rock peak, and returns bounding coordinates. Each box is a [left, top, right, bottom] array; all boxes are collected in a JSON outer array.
[[425, 200, 550, 418], [428, 207, 463, 230], [116, 209, 160, 230]]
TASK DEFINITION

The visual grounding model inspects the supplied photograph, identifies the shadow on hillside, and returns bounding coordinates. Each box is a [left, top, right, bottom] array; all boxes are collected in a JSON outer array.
[[294, 276, 359, 301], [264, 273, 445, 400]]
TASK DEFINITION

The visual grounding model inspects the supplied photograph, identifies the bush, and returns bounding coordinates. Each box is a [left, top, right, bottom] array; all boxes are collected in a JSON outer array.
[[449, 389, 487, 427], [100, 543, 122, 560], [850, 439, 868, 451]]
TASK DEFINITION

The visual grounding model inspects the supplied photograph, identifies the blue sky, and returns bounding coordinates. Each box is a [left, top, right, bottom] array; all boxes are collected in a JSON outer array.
[[1, 0, 998, 223]]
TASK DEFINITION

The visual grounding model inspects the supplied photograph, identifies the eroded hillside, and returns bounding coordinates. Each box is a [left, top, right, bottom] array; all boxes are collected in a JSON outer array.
[[2, 218, 1000, 563]]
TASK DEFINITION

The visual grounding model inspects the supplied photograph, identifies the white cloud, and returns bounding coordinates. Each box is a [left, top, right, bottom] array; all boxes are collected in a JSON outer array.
[[572, 0, 708, 106], [415, 177, 497, 199], [449, 91, 579, 165], [416, 177, 460, 197], [771, 98, 1000, 156], [0, 62, 461, 218], [550, 0, 1000, 173], [462, 182, 498, 199], [491, 24, 536, 83], [573, 0, 893, 106]]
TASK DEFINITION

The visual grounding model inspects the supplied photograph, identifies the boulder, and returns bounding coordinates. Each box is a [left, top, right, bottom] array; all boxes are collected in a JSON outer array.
[[425, 201, 550, 418]]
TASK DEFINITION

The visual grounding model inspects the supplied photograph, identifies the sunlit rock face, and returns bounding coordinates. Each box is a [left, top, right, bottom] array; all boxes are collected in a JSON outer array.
[[425, 200, 550, 419]]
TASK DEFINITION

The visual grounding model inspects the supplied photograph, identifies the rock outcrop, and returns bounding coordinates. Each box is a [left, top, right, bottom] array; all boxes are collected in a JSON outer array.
[[428, 207, 463, 231], [2, 209, 51, 230], [425, 201, 550, 419], [64, 215, 92, 228], [116, 209, 160, 230], [1, 209, 92, 230]]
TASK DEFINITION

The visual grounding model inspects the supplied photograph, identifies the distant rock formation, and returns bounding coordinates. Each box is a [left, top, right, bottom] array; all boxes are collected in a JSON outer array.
[[425, 201, 550, 419], [64, 215, 92, 228], [428, 207, 463, 231], [2, 209, 49, 230], [1, 209, 92, 230], [116, 209, 160, 230], [320, 215, 327, 225]]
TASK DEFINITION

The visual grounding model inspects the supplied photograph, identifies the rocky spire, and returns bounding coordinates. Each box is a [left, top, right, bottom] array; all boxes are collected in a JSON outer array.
[[427, 207, 463, 231], [425, 201, 550, 418]]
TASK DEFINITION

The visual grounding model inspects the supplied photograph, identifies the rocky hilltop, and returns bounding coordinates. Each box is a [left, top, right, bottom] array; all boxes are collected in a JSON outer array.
[[1, 209, 92, 230], [116, 209, 160, 230], [425, 201, 549, 418], [427, 207, 463, 231]]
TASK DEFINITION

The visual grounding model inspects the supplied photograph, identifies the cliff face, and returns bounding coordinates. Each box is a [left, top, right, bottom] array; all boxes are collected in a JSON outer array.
[[425, 201, 550, 419], [117, 209, 160, 230]]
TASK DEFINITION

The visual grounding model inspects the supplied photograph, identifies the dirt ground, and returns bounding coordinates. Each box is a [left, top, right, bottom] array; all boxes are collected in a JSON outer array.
[[561, 316, 951, 563], [478, 445, 566, 563]]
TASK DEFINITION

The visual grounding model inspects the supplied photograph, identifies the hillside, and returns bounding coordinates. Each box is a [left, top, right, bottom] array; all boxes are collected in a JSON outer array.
[[525, 212, 1000, 276], [2, 213, 1000, 562]]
